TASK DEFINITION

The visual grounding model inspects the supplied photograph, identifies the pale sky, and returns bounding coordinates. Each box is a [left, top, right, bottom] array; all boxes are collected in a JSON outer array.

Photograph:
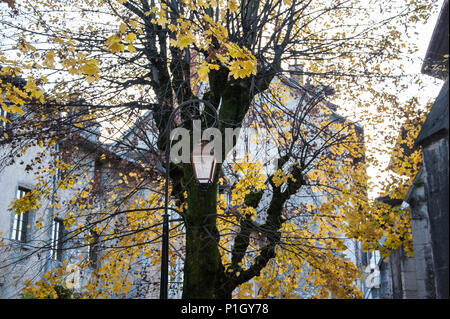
[[362, 2, 445, 198]]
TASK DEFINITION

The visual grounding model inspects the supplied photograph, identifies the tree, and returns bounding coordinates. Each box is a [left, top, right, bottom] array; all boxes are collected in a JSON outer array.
[[346, 99, 431, 259], [0, 0, 439, 299]]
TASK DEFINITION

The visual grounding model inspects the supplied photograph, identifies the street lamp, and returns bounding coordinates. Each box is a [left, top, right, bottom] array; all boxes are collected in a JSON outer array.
[[159, 99, 217, 299], [191, 140, 217, 184]]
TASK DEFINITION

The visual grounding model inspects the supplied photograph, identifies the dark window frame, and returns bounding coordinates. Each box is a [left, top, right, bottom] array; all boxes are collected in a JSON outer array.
[[0, 108, 8, 130], [88, 230, 100, 268], [51, 217, 65, 262], [11, 187, 32, 243]]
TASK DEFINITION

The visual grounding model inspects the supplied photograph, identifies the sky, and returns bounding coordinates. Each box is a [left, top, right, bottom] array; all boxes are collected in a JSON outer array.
[[373, 2, 444, 197]]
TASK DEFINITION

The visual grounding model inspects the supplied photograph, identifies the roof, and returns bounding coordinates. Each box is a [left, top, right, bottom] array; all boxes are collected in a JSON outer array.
[[421, 0, 449, 80], [404, 167, 425, 204], [279, 75, 364, 135], [415, 77, 449, 145], [375, 194, 403, 207]]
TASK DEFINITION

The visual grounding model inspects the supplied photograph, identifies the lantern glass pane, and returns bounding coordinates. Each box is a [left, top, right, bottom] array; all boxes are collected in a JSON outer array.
[[192, 141, 216, 184], [192, 156, 214, 183]]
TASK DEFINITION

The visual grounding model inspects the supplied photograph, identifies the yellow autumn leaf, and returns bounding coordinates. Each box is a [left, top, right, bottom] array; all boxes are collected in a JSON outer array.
[[43, 50, 55, 68], [124, 32, 137, 43], [8, 105, 24, 115], [0, 115, 10, 124], [228, 0, 238, 12], [177, 34, 194, 50], [119, 23, 128, 34], [81, 59, 100, 76], [105, 35, 125, 53], [127, 44, 137, 53], [198, 62, 210, 82]]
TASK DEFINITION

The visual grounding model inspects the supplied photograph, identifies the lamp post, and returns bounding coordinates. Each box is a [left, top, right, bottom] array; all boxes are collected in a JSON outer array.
[[159, 99, 217, 299]]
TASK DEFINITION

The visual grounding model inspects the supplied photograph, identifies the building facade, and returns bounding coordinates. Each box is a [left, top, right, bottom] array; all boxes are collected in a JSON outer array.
[[364, 0, 448, 299], [0, 102, 163, 298], [405, 0, 448, 299]]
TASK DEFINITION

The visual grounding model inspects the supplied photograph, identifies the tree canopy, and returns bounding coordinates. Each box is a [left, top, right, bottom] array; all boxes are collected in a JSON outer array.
[[0, 0, 441, 299]]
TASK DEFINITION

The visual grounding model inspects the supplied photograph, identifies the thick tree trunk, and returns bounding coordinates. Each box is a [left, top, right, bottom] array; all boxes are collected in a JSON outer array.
[[182, 171, 223, 299], [179, 78, 269, 298]]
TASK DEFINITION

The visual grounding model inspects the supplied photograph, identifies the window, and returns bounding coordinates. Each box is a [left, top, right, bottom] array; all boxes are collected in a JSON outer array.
[[92, 159, 103, 193], [168, 258, 183, 299], [11, 187, 31, 243], [244, 132, 249, 155], [88, 230, 100, 268], [1, 109, 8, 130], [218, 185, 232, 207], [50, 218, 65, 261]]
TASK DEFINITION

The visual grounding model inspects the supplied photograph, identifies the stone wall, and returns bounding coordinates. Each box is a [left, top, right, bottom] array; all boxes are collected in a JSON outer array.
[[405, 168, 436, 298], [421, 134, 449, 298]]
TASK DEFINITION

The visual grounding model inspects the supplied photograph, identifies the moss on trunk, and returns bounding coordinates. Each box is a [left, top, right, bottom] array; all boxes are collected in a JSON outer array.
[[181, 166, 222, 299]]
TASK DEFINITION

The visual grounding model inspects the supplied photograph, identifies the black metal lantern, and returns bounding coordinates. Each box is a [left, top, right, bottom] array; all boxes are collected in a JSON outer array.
[[191, 140, 216, 184]]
